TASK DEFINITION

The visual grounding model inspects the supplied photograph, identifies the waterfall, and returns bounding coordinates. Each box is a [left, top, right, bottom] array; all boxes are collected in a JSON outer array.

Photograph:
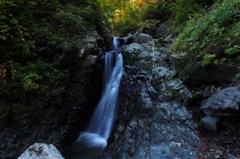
[[112, 37, 119, 50], [68, 37, 123, 157]]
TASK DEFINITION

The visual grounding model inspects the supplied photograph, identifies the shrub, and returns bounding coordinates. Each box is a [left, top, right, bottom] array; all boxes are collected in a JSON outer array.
[[170, 0, 216, 33], [170, 0, 240, 65]]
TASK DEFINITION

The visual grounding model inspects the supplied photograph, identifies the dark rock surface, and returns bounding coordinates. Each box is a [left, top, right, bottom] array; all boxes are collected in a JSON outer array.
[[101, 32, 240, 159], [141, 23, 156, 37], [198, 85, 240, 132], [171, 54, 240, 85], [10, 27, 240, 159], [200, 85, 240, 116], [200, 116, 219, 132], [101, 36, 201, 159]]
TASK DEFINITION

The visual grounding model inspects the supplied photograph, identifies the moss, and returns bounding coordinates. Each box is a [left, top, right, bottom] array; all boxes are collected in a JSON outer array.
[[141, 61, 153, 71], [123, 53, 137, 66]]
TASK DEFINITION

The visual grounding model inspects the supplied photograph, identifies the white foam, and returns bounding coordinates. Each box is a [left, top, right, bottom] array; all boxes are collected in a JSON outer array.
[[77, 132, 107, 148]]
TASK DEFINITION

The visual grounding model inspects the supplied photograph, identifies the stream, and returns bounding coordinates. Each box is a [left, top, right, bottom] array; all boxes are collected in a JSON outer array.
[[64, 37, 123, 159]]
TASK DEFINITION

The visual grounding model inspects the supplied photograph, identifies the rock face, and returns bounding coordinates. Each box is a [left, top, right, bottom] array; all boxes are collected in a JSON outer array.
[[10, 30, 240, 158], [100, 32, 240, 159], [101, 36, 201, 159], [18, 143, 64, 159]]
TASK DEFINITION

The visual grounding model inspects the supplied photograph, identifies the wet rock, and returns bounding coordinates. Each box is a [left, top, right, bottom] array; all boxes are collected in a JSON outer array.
[[122, 43, 143, 53], [146, 81, 158, 96], [139, 51, 152, 60], [100, 34, 238, 159], [140, 82, 154, 110], [135, 33, 152, 44], [124, 33, 135, 45], [165, 70, 176, 79], [18, 143, 64, 159], [163, 79, 193, 105], [152, 67, 168, 79], [136, 69, 148, 78], [200, 116, 219, 131], [158, 87, 173, 102], [153, 102, 196, 128], [200, 85, 240, 116], [125, 65, 138, 74]]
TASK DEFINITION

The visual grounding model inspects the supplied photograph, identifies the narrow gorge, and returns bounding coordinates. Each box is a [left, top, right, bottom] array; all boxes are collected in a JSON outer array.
[[1, 1, 240, 159]]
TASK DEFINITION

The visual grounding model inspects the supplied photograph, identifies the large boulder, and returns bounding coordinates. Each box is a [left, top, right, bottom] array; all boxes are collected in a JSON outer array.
[[135, 33, 152, 44], [199, 85, 240, 131], [18, 143, 64, 159], [200, 85, 240, 116]]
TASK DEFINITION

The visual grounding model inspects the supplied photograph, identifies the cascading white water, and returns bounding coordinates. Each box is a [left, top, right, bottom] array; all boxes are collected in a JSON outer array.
[[112, 37, 119, 50], [75, 37, 123, 151], [64, 38, 123, 159]]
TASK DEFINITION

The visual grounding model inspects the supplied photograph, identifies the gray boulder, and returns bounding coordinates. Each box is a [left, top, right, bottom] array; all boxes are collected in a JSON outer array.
[[152, 67, 168, 79], [135, 33, 152, 44], [18, 143, 64, 159], [200, 116, 219, 131], [200, 85, 240, 116], [122, 43, 143, 53]]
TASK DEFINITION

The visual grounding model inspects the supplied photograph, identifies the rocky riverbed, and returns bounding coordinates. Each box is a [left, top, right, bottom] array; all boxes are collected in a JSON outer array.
[[2, 28, 240, 159], [100, 32, 240, 159]]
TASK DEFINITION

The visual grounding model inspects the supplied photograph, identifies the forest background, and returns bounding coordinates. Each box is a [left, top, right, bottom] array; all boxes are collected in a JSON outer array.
[[0, 0, 239, 126]]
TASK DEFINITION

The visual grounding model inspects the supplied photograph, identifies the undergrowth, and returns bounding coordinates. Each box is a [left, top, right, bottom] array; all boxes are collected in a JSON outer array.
[[170, 0, 240, 65]]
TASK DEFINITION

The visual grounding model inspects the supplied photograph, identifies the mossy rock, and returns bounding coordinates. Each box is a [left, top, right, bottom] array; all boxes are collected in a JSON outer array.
[[171, 54, 240, 85]]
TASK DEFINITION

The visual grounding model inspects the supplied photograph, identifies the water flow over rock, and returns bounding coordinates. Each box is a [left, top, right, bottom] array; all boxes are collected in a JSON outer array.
[[64, 37, 123, 159], [86, 53, 123, 141]]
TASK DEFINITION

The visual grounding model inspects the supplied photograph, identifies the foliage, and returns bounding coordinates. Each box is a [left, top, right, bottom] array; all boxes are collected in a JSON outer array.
[[0, 0, 108, 101], [225, 46, 240, 55], [236, 73, 240, 79], [202, 54, 216, 65], [112, 3, 139, 35], [1, 60, 66, 97], [22, 73, 42, 91], [0, 1, 35, 62], [170, 0, 240, 65], [170, 0, 216, 33], [139, 0, 172, 22], [99, 0, 173, 36]]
